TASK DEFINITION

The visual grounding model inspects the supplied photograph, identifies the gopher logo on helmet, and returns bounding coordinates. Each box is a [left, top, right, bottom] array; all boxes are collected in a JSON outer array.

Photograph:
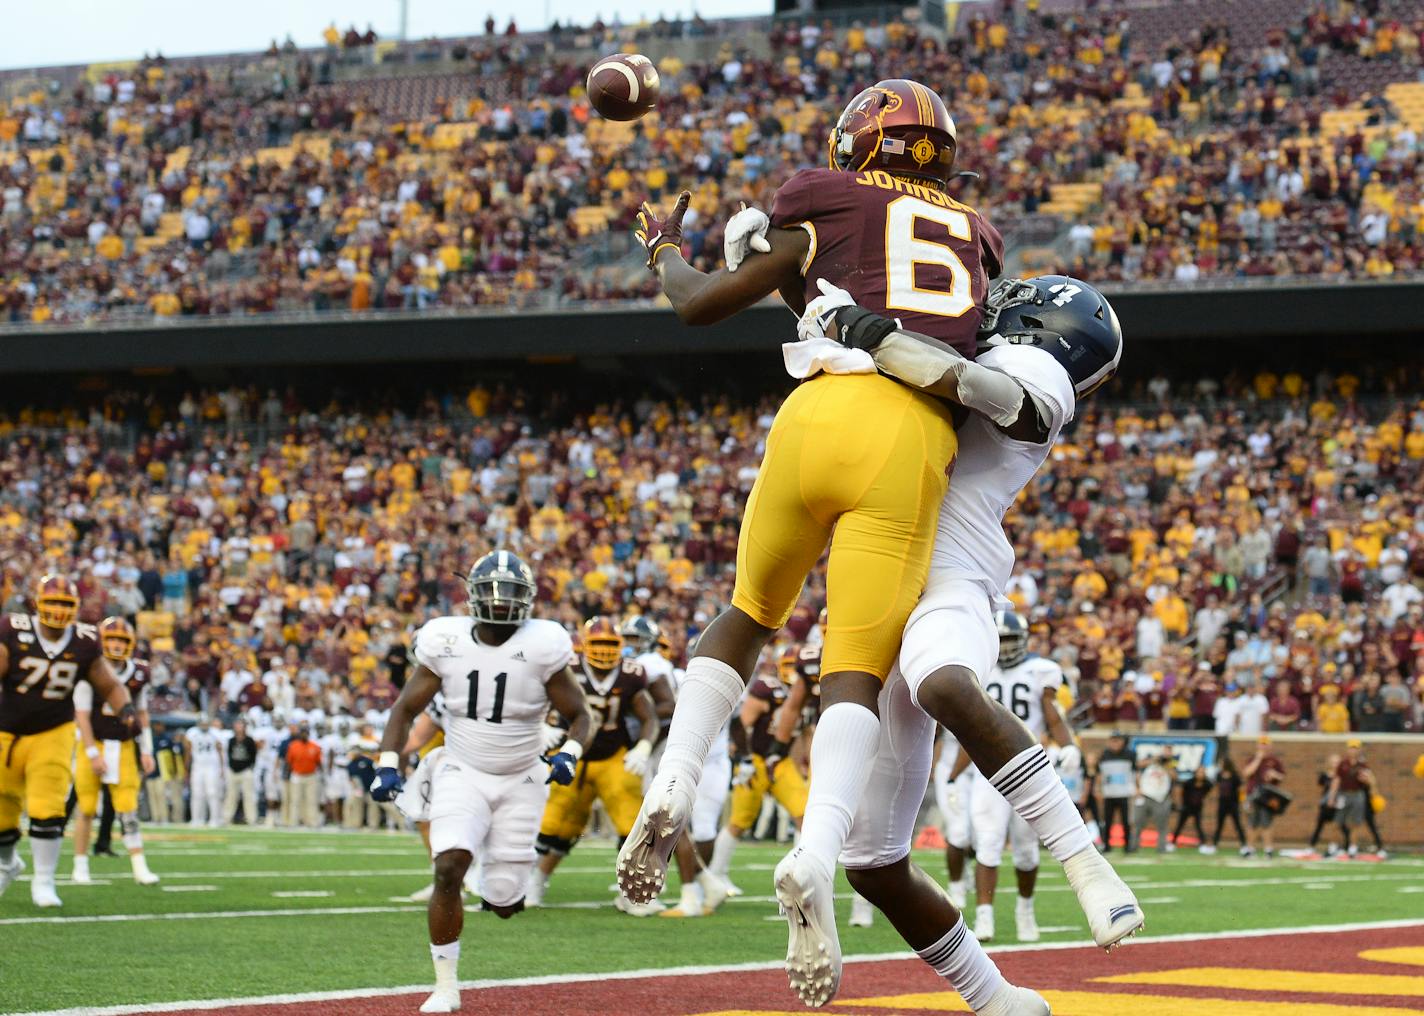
[[910, 139, 937, 167], [857, 88, 902, 117]]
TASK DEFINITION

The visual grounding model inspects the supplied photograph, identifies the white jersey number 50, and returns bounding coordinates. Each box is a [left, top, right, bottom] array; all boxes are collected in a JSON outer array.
[[884, 196, 974, 319]]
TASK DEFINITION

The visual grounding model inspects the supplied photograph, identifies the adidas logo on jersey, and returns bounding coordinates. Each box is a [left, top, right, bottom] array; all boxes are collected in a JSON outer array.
[[511, 650, 527, 661]]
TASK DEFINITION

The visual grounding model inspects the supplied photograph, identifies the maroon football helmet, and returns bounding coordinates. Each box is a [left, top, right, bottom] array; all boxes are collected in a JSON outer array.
[[827, 79, 958, 185]]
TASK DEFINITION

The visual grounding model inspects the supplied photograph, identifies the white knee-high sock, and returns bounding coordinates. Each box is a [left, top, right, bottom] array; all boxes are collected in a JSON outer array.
[[797, 702, 880, 875], [989, 746, 1092, 863], [655, 657, 744, 806], [916, 916, 1007, 1012], [430, 940, 459, 990], [710, 827, 738, 877], [30, 835, 61, 881]]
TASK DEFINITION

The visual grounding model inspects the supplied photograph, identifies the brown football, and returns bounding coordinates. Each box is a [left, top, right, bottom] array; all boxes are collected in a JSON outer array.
[[587, 53, 660, 122]]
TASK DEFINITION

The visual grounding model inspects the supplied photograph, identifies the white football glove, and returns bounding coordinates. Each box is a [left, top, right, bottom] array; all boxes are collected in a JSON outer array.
[[623, 739, 653, 777], [796, 278, 859, 342], [540, 723, 566, 753], [723, 203, 771, 272], [731, 755, 758, 787], [1055, 744, 1083, 776]]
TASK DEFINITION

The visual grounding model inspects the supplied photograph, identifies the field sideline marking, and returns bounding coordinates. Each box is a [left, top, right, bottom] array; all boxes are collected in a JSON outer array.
[[6, 871, 1421, 927], [8, 868, 1422, 926], [22, 868, 1423, 891], [9, 919, 1423, 1016]]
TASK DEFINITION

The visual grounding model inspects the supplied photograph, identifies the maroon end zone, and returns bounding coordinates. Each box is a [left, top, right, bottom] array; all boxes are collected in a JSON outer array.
[[153, 924, 1424, 1016]]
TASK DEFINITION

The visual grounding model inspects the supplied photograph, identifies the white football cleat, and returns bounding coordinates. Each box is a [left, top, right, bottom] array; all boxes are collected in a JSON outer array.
[[418, 987, 461, 1013], [613, 894, 666, 917], [974, 904, 995, 943], [721, 876, 744, 897], [71, 856, 92, 885], [1062, 847, 1143, 951], [1015, 898, 1039, 943], [616, 775, 690, 905], [132, 859, 161, 886], [698, 870, 729, 913], [675, 884, 705, 918], [774, 847, 841, 1008], [525, 872, 548, 908], [31, 878, 63, 908], [410, 883, 436, 903], [849, 893, 875, 928], [977, 983, 1052, 1016], [0, 854, 24, 897]]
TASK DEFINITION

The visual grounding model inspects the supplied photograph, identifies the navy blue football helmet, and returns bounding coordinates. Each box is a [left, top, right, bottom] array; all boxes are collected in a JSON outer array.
[[995, 609, 1030, 667], [978, 275, 1123, 397], [466, 550, 536, 625], [619, 615, 661, 656]]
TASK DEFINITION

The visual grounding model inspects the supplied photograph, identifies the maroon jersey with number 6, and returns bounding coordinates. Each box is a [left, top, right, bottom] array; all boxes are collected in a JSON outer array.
[[0, 614, 102, 736], [771, 167, 1004, 356], [581, 658, 648, 762]]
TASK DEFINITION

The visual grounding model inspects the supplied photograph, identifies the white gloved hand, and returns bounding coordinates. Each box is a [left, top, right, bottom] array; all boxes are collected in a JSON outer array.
[[723, 202, 771, 272], [796, 277, 858, 342], [540, 723, 567, 753], [1055, 744, 1083, 775], [623, 739, 653, 776]]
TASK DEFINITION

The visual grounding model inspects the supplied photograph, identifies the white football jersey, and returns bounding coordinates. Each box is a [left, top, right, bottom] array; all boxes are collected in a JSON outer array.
[[253, 725, 279, 765], [320, 733, 349, 769], [983, 656, 1064, 739], [411, 616, 574, 775], [186, 727, 227, 769], [636, 651, 674, 689], [930, 345, 1076, 595]]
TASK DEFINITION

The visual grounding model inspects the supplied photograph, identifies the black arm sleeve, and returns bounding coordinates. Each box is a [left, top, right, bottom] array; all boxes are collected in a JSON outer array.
[[831, 306, 900, 351]]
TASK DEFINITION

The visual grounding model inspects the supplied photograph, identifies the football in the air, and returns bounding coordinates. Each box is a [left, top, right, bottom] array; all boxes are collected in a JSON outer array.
[[586, 53, 660, 121]]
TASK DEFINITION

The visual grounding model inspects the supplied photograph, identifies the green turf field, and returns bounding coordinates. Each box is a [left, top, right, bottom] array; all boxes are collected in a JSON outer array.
[[2, 828, 1420, 1013]]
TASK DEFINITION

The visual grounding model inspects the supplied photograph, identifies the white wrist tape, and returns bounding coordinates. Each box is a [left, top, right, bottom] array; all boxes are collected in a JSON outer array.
[[140, 727, 154, 756], [377, 751, 400, 770], [873, 332, 1025, 427], [85, 745, 100, 759], [556, 740, 584, 761]]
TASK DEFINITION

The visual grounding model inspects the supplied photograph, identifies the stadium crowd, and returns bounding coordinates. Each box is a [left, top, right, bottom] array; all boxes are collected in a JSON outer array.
[[2, 0, 1423, 324], [2, 362, 1422, 774]]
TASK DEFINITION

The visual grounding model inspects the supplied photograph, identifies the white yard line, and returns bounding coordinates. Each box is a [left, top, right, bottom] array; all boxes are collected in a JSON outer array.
[[0, 904, 426, 927], [11, 918, 1424, 1016]]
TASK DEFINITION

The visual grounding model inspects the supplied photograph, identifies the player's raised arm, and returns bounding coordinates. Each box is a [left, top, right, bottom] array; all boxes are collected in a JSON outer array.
[[371, 664, 442, 801], [636, 192, 808, 325]]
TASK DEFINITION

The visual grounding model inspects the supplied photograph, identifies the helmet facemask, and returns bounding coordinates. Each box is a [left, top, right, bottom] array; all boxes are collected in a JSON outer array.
[[467, 574, 535, 625]]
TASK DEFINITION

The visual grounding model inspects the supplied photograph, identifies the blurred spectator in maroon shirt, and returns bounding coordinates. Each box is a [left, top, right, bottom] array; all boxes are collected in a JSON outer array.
[[1267, 679, 1302, 730]]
